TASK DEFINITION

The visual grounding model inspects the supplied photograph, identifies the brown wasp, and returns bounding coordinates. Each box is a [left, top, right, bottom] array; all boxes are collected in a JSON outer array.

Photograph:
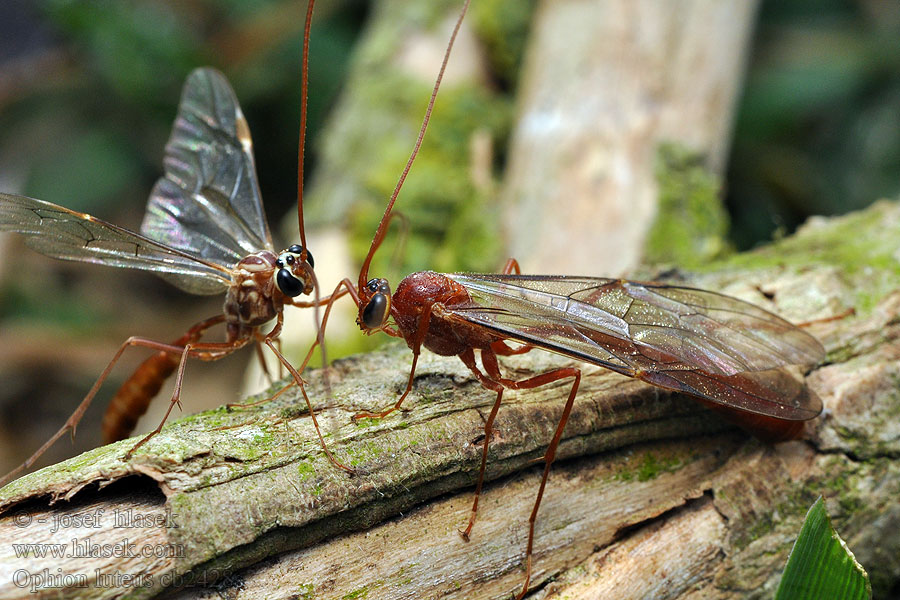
[[0, 0, 348, 485], [299, 1, 825, 596]]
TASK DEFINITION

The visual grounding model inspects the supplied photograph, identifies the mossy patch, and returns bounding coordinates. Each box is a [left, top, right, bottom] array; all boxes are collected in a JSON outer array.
[[342, 585, 369, 599], [707, 199, 900, 314], [646, 142, 731, 268], [297, 462, 316, 482]]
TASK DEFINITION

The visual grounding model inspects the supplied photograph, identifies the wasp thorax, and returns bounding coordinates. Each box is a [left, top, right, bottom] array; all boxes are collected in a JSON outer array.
[[274, 245, 314, 297]]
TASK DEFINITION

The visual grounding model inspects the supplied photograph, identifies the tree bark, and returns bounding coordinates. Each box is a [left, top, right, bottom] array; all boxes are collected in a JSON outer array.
[[1, 199, 899, 599]]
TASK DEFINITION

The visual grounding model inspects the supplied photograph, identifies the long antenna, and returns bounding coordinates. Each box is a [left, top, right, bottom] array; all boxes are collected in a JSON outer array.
[[296, 0, 315, 253], [357, 0, 471, 291]]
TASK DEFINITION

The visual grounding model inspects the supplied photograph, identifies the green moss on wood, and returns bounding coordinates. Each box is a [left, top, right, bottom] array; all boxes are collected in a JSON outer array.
[[646, 142, 731, 267], [708, 199, 900, 314]]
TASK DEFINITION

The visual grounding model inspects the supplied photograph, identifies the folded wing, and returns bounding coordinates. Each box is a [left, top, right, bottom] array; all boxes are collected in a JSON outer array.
[[446, 273, 824, 421]]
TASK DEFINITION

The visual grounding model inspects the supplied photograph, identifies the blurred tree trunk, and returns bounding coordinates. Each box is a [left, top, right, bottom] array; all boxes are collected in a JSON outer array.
[[502, 0, 759, 275]]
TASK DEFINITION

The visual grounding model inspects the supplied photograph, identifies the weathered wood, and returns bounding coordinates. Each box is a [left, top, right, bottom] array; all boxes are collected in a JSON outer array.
[[1, 199, 899, 598]]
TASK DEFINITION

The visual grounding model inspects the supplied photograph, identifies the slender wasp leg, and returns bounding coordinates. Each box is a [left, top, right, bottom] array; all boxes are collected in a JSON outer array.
[[296, 278, 361, 372], [125, 337, 250, 458], [288, 285, 351, 309], [457, 348, 504, 542], [490, 259, 534, 356], [0, 326, 230, 486], [501, 365, 582, 600], [502, 258, 522, 275], [103, 314, 226, 443], [226, 351, 275, 412], [491, 340, 534, 356], [253, 340, 275, 384], [226, 382, 294, 411], [458, 345, 582, 600], [353, 301, 436, 421], [796, 307, 855, 327], [265, 340, 354, 474], [229, 282, 358, 412], [263, 311, 354, 474]]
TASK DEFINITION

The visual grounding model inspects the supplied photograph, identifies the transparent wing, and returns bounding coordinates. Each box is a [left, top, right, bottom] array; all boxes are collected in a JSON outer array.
[[446, 273, 825, 420], [0, 193, 231, 293], [140, 68, 273, 274]]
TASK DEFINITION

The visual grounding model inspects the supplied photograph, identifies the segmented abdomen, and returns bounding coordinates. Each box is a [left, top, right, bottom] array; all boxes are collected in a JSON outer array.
[[101, 335, 188, 443]]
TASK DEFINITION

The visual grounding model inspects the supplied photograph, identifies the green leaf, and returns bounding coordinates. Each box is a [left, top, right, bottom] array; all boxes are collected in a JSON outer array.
[[775, 496, 871, 600]]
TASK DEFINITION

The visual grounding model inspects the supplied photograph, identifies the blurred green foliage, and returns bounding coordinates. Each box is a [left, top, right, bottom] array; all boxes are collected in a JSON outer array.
[[0, 0, 368, 222], [727, 0, 900, 249]]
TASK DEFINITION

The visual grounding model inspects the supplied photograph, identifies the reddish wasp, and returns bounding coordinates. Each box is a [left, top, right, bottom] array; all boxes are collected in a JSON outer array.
[[0, 1, 348, 486], [302, 1, 825, 597]]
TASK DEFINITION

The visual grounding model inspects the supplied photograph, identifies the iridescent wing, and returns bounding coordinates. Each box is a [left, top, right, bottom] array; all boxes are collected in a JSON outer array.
[[445, 273, 825, 421], [140, 68, 273, 286], [0, 193, 232, 291]]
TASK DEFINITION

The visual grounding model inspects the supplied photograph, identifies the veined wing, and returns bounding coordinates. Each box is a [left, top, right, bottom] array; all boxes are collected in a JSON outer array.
[[445, 273, 824, 421], [140, 68, 273, 279], [0, 193, 232, 292]]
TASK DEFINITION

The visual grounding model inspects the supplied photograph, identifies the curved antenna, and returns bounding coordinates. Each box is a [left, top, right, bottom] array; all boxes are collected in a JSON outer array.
[[357, 0, 471, 292], [296, 0, 315, 255]]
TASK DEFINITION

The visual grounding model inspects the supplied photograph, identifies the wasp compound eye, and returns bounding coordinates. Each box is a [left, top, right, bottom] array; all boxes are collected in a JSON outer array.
[[281, 245, 314, 268], [361, 293, 390, 329], [276, 268, 305, 297]]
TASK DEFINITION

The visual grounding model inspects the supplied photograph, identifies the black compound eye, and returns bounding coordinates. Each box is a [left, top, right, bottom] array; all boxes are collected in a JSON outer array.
[[276, 268, 305, 297], [275, 258, 284, 268], [361, 293, 390, 329], [366, 279, 380, 293], [284, 245, 314, 268]]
